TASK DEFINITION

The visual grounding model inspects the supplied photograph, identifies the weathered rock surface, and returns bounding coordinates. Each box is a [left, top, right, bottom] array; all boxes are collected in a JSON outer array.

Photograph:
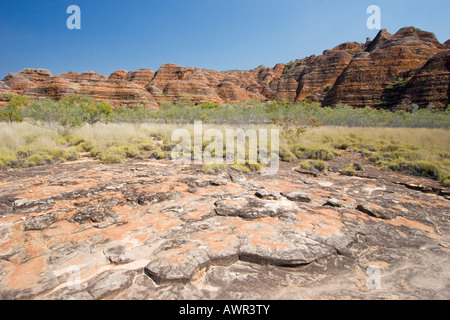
[[125, 69, 155, 86], [0, 153, 448, 300], [1, 27, 447, 110], [280, 191, 312, 203], [323, 27, 446, 109], [295, 42, 363, 102], [24, 74, 158, 109], [383, 50, 450, 110]]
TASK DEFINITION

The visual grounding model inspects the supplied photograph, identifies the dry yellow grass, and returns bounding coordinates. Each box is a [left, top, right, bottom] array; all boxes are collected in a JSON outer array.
[[1, 123, 449, 185]]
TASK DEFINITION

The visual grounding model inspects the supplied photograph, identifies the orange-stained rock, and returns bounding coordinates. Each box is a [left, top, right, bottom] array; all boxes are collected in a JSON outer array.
[[323, 28, 444, 108], [384, 50, 450, 110], [1, 27, 448, 110], [217, 81, 265, 102], [109, 70, 128, 80], [23, 77, 79, 100], [2, 73, 36, 91], [23, 75, 158, 109], [125, 68, 155, 86], [163, 79, 224, 104], [0, 149, 448, 299]]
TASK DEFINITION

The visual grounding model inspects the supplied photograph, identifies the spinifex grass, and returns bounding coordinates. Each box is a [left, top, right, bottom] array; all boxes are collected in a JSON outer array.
[[1, 123, 449, 185]]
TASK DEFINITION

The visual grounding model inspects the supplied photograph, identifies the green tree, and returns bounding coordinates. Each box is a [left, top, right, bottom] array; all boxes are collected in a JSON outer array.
[[26, 100, 85, 135], [111, 104, 154, 129], [273, 116, 323, 144], [0, 94, 29, 124], [60, 94, 112, 125]]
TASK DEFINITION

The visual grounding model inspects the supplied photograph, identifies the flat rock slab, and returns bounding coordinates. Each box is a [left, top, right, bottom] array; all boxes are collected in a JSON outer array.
[[356, 203, 396, 220], [0, 158, 448, 300], [238, 224, 335, 266], [255, 189, 282, 200], [281, 191, 312, 203], [214, 197, 298, 220], [144, 243, 211, 284]]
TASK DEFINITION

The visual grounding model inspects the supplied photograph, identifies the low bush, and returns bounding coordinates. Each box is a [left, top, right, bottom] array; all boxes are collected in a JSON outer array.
[[388, 160, 443, 181], [150, 150, 166, 160], [230, 163, 251, 173], [96, 147, 126, 164], [340, 165, 356, 176], [279, 146, 297, 162], [299, 160, 328, 172], [201, 163, 227, 174], [290, 144, 335, 161]]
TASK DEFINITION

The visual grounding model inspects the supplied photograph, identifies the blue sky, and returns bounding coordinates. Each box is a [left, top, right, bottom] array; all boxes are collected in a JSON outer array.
[[0, 0, 449, 78]]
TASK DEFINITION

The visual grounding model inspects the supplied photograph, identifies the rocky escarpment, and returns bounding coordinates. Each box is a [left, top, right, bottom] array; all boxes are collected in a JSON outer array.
[[23, 71, 158, 109], [381, 50, 450, 110], [1, 27, 448, 110], [323, 27, 449, 110]]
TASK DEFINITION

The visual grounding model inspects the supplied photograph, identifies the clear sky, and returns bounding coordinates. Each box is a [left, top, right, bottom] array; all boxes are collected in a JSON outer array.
[[1, 0, 449, 78]]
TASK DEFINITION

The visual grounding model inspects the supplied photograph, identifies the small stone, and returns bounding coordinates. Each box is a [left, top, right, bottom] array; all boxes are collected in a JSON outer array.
[[23, 213, 58, 231], [87, 270, 135, 300], [214, 197, 292, 220], [324, 198, 341, 207], [70, 204, 112, 224], [163, 205, 184, 214], [281, 191, 312, 203], [294, 168, 319, 177], [103, 245, 135, 265], [208, 179, 229, 186], [356, 203, 395, 220], [144, 241, 211, 284], [255, 189, 281, 200]]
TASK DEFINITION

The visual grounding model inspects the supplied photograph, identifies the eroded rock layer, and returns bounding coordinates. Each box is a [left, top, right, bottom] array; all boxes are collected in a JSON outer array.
[[1, 27, 448, 109]]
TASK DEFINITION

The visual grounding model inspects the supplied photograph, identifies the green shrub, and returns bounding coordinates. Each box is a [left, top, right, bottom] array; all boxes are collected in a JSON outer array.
[[299, 160, 328, 172], [201, 163, 227, 174], [16, 146, 35, 159], [65, 148, 80, 161], [51, 149, 68, 160], [291, 144, 335, 161], [340, 165, 356, 176], [97, 148, 126, 164], [388, 160, 442, 180], [0, 94, 29, 124], [279, 146, 297, 162], [25, 154, 52, 167], [150, 150, 166, 160], [248, 163, 266, 173], [334, 141, 349, 150], [78, 141, 94, 152], [380, 144, 401, 152], [352, 162, 364, 171], [122, 144, 141, 158], [65, 135, 86, 146], [199, 101, 219, 109], [0, 153, 15, 167], [26, 100, 85, 135], [230, 163, 251, 173], [138, 141, 156, 151]]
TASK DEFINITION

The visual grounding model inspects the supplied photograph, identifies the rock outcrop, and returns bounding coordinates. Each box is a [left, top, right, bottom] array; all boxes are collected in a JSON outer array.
[[125, 69, 155, 86], [323, 27, 447, 109], [381, 50, 450, 110], [24, 72, 158, 109], [295, 43, 364, 102], [1, 27, 448, 110], [0, 152, 448, 299]]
